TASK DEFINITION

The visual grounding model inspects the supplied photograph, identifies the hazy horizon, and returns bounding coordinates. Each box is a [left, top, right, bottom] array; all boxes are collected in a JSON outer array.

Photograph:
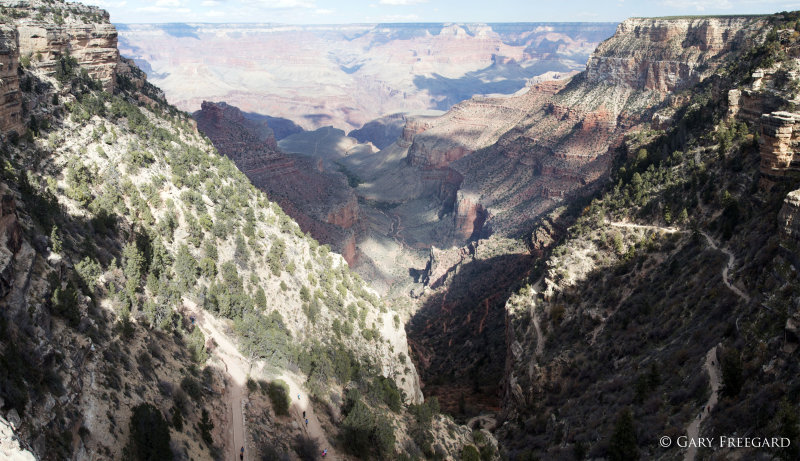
[[88, 0, 800, 25]]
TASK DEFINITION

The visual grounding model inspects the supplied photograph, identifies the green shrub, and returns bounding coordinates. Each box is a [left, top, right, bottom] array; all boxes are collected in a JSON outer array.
[[171, 406, 183, 432], [186, 327, 208, 364], [180, 375, 203, 401], [51, 281, 80, 327], [65, 160, 95, 207], [268, 379, 291, 416], [174, 244, 199, 291], [608, 408, 638, 461], [199, 408, 214, 446], [254, 287, 267, 310], [371, 376, 402, 412], [721, 348, 744, 397], [342, 399, 374, 456], [128, 403, 172, 461], [461, 445, 480, 461]]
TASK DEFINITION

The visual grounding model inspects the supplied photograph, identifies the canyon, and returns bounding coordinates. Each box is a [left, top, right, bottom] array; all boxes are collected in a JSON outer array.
[[188, 14, 782, 422], [117, 22, 617, 131], [3, 1, 800, 460]]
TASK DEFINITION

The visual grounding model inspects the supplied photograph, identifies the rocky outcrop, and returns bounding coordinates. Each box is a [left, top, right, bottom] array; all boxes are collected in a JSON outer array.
[[779, 189, 800, 260], [0, 24, 23, 137], [759, 111, 800, 185], [5, 0, 119, 91], [586, 17, 767, 93], [453, 191, 488, 241], [399, 116, 436, 148], [348, 113, 405, 150], [406, 93, 538, 169], [0, 196, 19, 300], [0, 414, 36, 461]]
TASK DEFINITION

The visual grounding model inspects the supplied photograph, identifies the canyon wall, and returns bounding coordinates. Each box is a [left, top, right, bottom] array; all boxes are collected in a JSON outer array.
[[759, 111, 800, 180], [403, 16, 770, 241], [4, 0, 119, 91], [194, 101, 362, 263], [780, 189, 800, 255], [586, 17, 766, 92], [0, 24, 22, 137]]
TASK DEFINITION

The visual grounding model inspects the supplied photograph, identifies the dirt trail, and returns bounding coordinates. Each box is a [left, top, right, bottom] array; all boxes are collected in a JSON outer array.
[[699, 232, 750, 302], [185, 300, 338, 460], [605, 222, 748, 302], [684, 346, 721, 461], [185, 301, 248, 461], [605, 220, 681, 234], [280, 371, 339, 459]]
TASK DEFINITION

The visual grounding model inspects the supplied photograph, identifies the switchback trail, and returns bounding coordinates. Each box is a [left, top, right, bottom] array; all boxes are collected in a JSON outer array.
[[185, 301, 248, 461], [684, 346, 721, 461], [699, 231, 750, 302]]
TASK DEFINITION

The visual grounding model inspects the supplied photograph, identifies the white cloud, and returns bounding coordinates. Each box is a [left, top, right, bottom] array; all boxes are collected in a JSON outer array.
[[315, 8, 334, 15], [379, 0, 427, 5]]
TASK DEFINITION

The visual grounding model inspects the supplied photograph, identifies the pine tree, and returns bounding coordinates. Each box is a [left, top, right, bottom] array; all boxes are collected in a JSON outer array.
[[608, 408, 638, 461]]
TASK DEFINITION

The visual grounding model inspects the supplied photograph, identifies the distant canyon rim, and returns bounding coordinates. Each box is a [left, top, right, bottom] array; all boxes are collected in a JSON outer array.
[[117, 22, 617, 131]]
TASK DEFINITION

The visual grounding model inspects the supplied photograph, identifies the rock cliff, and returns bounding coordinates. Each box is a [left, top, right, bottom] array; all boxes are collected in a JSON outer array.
[[779, 189, 800, 259], [759, 111, 800, 184], [586, 16, 765, 92], [194, 101, 362, 263], [4, 0, 119, 91], [0, 24, 22, 137], [400, 16, 769, 243]]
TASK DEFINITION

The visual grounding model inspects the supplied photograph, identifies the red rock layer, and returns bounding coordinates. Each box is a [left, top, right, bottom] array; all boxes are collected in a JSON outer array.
[[194, 101, 361, 263]]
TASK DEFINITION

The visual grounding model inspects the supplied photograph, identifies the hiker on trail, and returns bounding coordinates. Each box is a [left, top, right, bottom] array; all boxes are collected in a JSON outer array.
[[322, 448, 328, 457], [302, 410, 306, 419], [190, 316, 195, 325], [240, 446, 244, 460], [305, 418, 309, 427], [298, 394, 301, 400]]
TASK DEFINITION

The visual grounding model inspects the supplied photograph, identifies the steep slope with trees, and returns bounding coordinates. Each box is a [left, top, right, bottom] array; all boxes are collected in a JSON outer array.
[[0, 1, 483, 459], [499, 14, 800, 459]]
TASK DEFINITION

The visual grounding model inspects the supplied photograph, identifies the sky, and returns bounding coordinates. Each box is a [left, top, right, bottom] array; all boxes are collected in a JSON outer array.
[[87, 0, 800, 24]]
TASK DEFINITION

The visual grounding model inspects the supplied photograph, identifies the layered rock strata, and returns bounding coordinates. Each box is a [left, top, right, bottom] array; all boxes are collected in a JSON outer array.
[[759, 111, 800, 182], [586, 17, 765, 92], [0, 24, 22, 136], [194, 101, 361, 263], [4, 0, 119, 91]]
